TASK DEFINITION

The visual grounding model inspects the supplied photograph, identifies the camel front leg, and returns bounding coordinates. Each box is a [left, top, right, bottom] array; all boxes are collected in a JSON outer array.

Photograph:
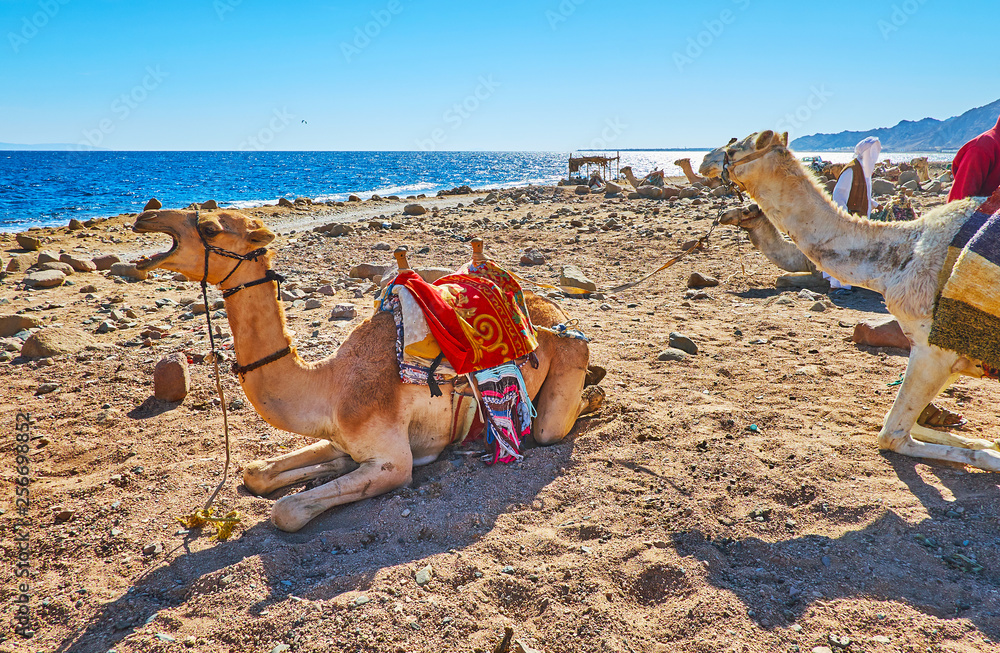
[[878, 346, 1000, 471], [243, 440, 350, 496], [533, 359, 604, 445], [910, 424, 1000, 451], [270, 435, 413, 532]]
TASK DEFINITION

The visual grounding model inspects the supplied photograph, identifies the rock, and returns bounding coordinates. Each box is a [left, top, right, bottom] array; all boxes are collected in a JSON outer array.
[[559, 265, 597, 293], [109, 263, 148, 281], [278, 197, 294, 207], [68, 218, 85, 230], [54, 508, 75, 522], [710, 185, 729, 198], [78, 284, 98, 293], [852, 316, 910, 350], [305, 299, 322, 310], [871, 178, 895, 196], [314, 223, 353, 236], [371, 194, 382, 201], [22, 327, 94, 358], [143, 197, 162, 210], [373, 242, 391, 251], [154, 353, 190, 402], [16, 233, 42, 251], [330, 304, 357, 320], [350, 263, 391, 281], [318, 284, 335, 296], [57, 253, 95, 272], [575, 185, 591, 195], [925, 180, 943, 194], [809, 301, 826, 312], [0, 315, 41, 337], [900, 179, 920, 192], [348, 194, 361, 202], [811, 648, 834, 653], [520, 248, 545, 266], [95, 320, 115, 334], [142, 542, 164, 556], [775, 273, 830, 291], [605, 181, 624, 195], [35, 383, 59, 395], [413, 267, 453, 284], [687, 272, 718, 289], [872, 636, 891, 644], [92, 254, 121, 271], [6, 253, 37, 273], [627, 191, 642, 200], [678, 186, 699, 199], [404, 203, 427, 216], [201, 199, 219, 210], [37, 261, 74, 275], [669, 332, 698, 355], [37, 251, 61, 264], [898, 170, 920, 186], [415, 564, 433, 586], [24, 270, 66, 288], [657, 348, 688, 362]]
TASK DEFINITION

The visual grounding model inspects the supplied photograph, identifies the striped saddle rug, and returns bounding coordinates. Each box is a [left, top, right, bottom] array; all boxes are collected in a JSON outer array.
[[928, 189, 1000, 377]]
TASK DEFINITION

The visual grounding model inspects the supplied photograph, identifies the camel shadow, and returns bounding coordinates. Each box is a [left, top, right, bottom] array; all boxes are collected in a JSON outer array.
[[127, 396, 182, 419], [54, 428, 586, 653], [672, 452, 1000, 640]]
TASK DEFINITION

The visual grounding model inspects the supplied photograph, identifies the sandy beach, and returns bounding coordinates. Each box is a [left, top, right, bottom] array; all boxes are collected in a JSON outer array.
[[3, 183, 1000, 653]]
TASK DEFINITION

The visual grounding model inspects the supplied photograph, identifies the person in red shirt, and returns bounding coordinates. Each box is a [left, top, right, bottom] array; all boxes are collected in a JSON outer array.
[[948, 113, 1000, 201]]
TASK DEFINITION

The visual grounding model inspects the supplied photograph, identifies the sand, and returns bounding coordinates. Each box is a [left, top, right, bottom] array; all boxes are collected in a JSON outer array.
[[2, 185, 999, 653]]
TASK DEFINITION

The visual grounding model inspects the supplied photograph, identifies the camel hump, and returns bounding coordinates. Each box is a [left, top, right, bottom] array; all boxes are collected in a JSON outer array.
[[470, 237, 486, 264], [393, 246, 410, 270]]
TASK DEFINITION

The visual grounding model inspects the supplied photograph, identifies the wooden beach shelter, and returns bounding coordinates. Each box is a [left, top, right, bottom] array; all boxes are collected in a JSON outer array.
[[568, 152, 620, 183]]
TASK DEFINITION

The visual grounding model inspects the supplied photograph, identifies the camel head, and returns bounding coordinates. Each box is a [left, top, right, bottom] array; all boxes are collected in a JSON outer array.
[[132, 209, 276, 284], [699, 130, 789, 182], [717, 203, 765, 230]]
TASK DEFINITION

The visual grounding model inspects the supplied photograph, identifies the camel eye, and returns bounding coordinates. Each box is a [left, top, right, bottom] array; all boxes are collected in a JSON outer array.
[[202, 224, 221, 237]]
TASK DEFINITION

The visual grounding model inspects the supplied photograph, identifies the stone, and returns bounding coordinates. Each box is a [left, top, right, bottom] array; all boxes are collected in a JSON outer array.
[[687, 272, 718, 289], [37, 251, 61, 264], [669, 332, 698, 355], [898, 170, 920, 186], [520, 248, 545, 266], [657, 348, 688, 362], [109, 263, 148, 281], [201, 199, 219, 209], [154, 353, 190, 402], [6, 253, 37, 273], [143, 197, 162, 210], [852, 316, 910, 350], [24, 270, 66, 288], [404, 203, 427, 216], [575, 185, 591, 195], [35, 383, 59, 395], [318, 284, 335, 296], [559, 265, 597, 293], [871, 178, 895, 196], [314, 223, 353, 236], [415, 564, 433, 586], [92, 254, 121, 271], [925, 180, 943, 193], [330, 304, 357, 320], [59, 253, 97, 272], [143, 542, 164, 556], [775, 273, 830, 291], [811, 648, 834, 653], [16, 233, 42, 251], [350, 263, 391, 281], [68, 218, 85, 230], [901, 179, 920, 192], [348, 194, 361, 202], [711, 185, 729, 198], [413, 267, 453, 284], [605, 181, 624, 195], [373, 242, 391, 251], [809, 301, 826, 312], [0, 315, 41, 338], [305, 298, 322, 310], [678, 186, 699, 199], [37, 261, 74, 276], [278, 197, 294, 207], [21, 327, 94, 358], [54, 509, 75, 522], [78, 284, 98, 293]]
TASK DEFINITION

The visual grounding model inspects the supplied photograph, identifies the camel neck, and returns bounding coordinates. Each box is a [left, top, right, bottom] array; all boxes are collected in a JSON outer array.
[[218, 260, 319, 435], [742, 159, 912, 293]]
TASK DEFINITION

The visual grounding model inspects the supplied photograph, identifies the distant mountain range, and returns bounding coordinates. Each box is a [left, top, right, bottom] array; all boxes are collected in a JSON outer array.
[[790, 99, 1000, 152], [0, 142, 106, 151]]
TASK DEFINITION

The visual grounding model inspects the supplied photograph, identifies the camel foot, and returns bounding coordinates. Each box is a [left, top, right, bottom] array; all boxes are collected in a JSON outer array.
[[580, 385, 605, 416], [244, 456, 356, 496], [585, 365, 607, 387], [910, 424, 999, 451]]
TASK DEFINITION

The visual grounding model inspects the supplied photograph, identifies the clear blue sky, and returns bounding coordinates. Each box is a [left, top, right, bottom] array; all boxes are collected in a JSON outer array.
[[1, 0, 996, 151]]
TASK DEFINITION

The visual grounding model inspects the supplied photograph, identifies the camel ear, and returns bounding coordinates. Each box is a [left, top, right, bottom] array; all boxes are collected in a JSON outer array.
[[248, 227, 275, 246], [779, 132, 788, 146], [755, 130, 775, 150]]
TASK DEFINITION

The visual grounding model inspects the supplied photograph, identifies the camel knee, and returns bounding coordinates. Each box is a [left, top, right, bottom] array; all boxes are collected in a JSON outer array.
[[242, 460, 275, 496], [877, 428, 909, 451]]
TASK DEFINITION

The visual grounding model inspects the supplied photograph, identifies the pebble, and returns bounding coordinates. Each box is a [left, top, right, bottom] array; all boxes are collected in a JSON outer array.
[[330, 304, 357, 320], [401, 508, 411, 517], [809, 301, 826, 312], [519, 248, 546, 266], [668, 332, 698, 355], [305, 298, 322, 310], [154, 633, 175, 642], [872, 635, 890, 644], [687, 272, 719, 289], [774, 296, 794, 305], [352, 595, 370, 607], [154, 352, 190, 402], [812, 648, 833, 653], [35, 383, 60, 396], [657, 348, 688, 362], [374, 242, 391, 251], [143, 542, 164, 556], [415, 564, 433, 586]]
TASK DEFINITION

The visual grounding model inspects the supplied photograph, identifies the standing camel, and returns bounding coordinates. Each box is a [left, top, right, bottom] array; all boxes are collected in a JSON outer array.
[[700, 130, 1000, 472], [132, 209, 605, 532]]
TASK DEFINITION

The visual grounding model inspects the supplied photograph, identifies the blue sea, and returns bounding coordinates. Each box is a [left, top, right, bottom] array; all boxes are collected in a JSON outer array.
[[0, 150, 956, 232]]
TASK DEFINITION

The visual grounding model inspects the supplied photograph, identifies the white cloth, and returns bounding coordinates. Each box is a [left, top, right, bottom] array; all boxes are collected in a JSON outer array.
[[825, 136, 882, 289]]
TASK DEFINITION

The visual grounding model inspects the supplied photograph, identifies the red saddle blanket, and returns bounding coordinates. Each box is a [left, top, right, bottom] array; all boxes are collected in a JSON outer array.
[[389, 260, 538, 375]]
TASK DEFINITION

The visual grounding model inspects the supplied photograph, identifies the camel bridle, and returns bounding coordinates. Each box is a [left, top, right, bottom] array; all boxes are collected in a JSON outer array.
[[721, 140, 781, 199]]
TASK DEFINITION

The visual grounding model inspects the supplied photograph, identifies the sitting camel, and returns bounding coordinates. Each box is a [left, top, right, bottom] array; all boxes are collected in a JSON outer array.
[[132, 209, 605, 532], [701, 130, 1000, 472], [674, 158, 722, 189], [620, 166, 681, 199], [911, 156, 931, 183]]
